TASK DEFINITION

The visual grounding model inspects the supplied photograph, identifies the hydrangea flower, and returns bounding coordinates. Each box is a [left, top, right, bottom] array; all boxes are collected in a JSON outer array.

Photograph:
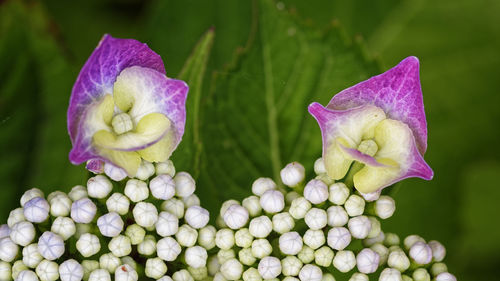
[[67, 35, 188, 176], [308, 57, 433, 194]]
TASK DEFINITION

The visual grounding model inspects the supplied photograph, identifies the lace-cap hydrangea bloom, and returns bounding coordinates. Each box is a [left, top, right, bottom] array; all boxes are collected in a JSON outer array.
[[309, 57, 433, 194], [67, 35, 188, 176]]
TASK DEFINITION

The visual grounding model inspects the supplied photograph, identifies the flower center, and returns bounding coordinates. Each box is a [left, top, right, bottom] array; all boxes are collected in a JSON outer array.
[[357, 139, 378, 157], [111, 112, 134, 135]]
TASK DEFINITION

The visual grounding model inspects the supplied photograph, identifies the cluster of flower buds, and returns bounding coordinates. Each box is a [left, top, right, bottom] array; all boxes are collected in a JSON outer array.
[[0, 160, 214, 281], [213, 159, 457, 281]]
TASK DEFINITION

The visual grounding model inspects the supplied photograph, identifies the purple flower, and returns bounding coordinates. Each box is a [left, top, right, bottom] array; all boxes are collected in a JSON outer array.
[[67, 35, 188, 176], [309, 57, 433, 194]]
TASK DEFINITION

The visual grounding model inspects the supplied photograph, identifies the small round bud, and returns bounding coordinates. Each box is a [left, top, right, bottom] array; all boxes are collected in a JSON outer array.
[[124, 224, 145, 245], [279, 232, 303, 255], [332, 250, 356, 273], [242, 267, 260, 281], [185, 206, 210, 230], [185, 246, 208, 268], [21, 189, 44, 207], [428, 240, 446, 262], [133, 202, 158, 228], [375, 196, 396, 219], [115, 264, 138, 281], [145, 258, 167, 279], [349, 273, 368, 281], [104, 162, 127, 181], [97, 212, 124, 237], [155, 160, 176, 176], [71, 198, 97, 224], [234, 228, 253, 248], [327, 227, 351, 250], [252, 178, 276, 196], [409, 242, 432, 265], [314, 158, 326, 174], [24, 197, 49, 223], [208, 256, 220, 276], [87, 175, 112, 199], [303, 229, 325, 250], [328, 183, 349, 205], [88, 269, 111, 281], [322, 273, 335, 281], [314, 246, 334, 267], [435, 272, 456, 281], [183, 194, 200, 208], [157, 237, 181, 261], [176, 225, 198, 247], [51, 217, 75, 241], [242, 196, 262, 217], [137, 235, 156, 256], [404, 235, 425, 250], [298, 264, 322, 281], [149, 175, 175, 200], [387, 248, 410, 272], [304, 180, 328, 205], [412, 268, 430, 281], [280, 162, 305, 187], [0, 261, 11, 281], [220, 200, 240, 217], [304, 208, 327, 230], [223, 205, 248, 230], [35, 260, 59, 281], [161, 198, 184, 218], [258, 257, 281, 279], [37, 232, 64, 261], [49, 194, 72, 217], [174, 172, 196, 197], [172, 269, 192, 281], [251, 239, 272, 259], [217, 249, 236, 264], [221, 259, 243, 280], [348, 216, 371, 239], [379, 268, 402, 281], [215, 229, 235, 250], [298, 246, 314, 264], [106, 193, 130, 216], [272, 212, 295, 234], [76, 234, 100, 257], [344, 195, 365, 217], [155, 212, 178, 237], [68, 185, 87, 201], [431, 263, 448, 276], [11, 221, 36, 246], [238, 248, 256, 266], [99, 253, 121, 273], [356, 248, 379, 274], [135, 161, 155, 181], [124, 180, 149, 202], [188, 267, 207, 280], [7, 208, 25, 227], [213, 272, 226, 281], [364, 231, 385, 247], [0, 237, 18, 262], [327, 206, 348, 227], [22, 244, 43, 268], [281, 256, 302, 276], [120, 257, 136, 271], [12, 260, 28, 279], [260, 190, 284, 213], [289, 197, 311, 220], [16, 270, 38, 281], [0, 224, 10, 239], [109, 235, 132, 257], [198, 226, 216, 250], [59, 260, 83, 281], [384, 233, 400, 247], [249, 216, 272, 238]]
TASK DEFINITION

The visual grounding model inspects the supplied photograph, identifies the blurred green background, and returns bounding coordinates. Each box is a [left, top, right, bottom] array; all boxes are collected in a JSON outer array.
[[1, 0, 499, 279]]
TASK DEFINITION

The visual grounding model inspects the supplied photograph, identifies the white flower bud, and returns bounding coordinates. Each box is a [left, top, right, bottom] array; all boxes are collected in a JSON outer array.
[[68, 186, 87, 201], [379, 268, 402, 281], [7, 208, 25, 228], [0, 261, 11, 281], [145, 258, 167, 279], [356, 248, 379, 274], [314, 158, 326, 174], [238, 248, 256, 266], [367, 217, 381, 239], [220, 200, 240, 217], [137, 235, 156, 256], [344, 195, 365, 217], [50, 217, 75, 241], [99, 254, 121, 273], [251, 239, 272, 258], [122, 224, 144, 245], [103, 162, 127, 182], [281, 256, 302, 276], [157, 237, 181, 261], [188, 267, 207, 281], [135, 160, 155, 181], [213, 272, 226, 281], [71, 198, 97, 224], [249, 216, 272, 238], [430, 263, 447, 276], [109, 235, 132, 257], [348, 216, 371, 239], [327, 206, 348, 227], [215, 229, 234, 250], [242, 196, 262, 217], [35, 260, 59, 281], [88, 269, 111, 281], [260, 190, 284, 213], [0, 225, 10, 239], [37, 232, 64, 261], [384, 233, 400, 247], [82, 260, 100, 281], [176, 225, 198, 247], [298, 264, 322, 281], [298, 246, 314, 264], [104, 193, 129, 216], [252, 178, 276, 196], [207, 256, 221, 276], [133, 202, 158, 228], [161, 198, 184, 218], [286, 191, 301, 204], [375, 196, 395, 219], [198, 226, 216, 250], [220, 259, 243, 280], [388, 249, 410, 272], [16, 270, 38, 281], [59, 259, 83, 281], [242, 267, 261, 281], [184, 194, 201, 208], [49, 194, 72, 217], [328, 183, 350, 205], [315, 246, 334, 267], [290, 197, 311, 220], [322, 273, 335, 281], [124, 180, 149, 202], [22, 244, 42, 268], [21, 189, 44, 207], [435, 272, 456, 281], [0, 237, 18, 262], [303, 229, 325, 250], [75, 233, 100, 258], [304, 208, 327, 230], [349, 273, 368, 281], [428, 240, 446, 262], [409, 242, 432, 265], [273, 212, 295, 234], [304, 180, 328, 205], [412, 268, 430, 281], [154, 211, 178, 237], [97, 212, 124, 237], [185, 246, 208, 268], [258, 256, 281, 279], [174, 172, 196, 197], [332, 250, 356, 273], [87, 175, 112, 199], [364, 231, 385, 247], [149, 175, 175, 200], [235, 228, 253, 248], [327, 227, 351, 250], [404, 235, 425, 250], [223, 205, 248, 230], [280, 162, 305, 187], [217, 249, 235, 264], [24, 197, 49, 223], [155, 160, 176, 176], [172, 269, 193, 281], [359, 190, 381, 202], [279, 232, 303, 255], [115, 264, 138, 281], [120, 257, 136, 271], [11, 221, 35, 246], [369, 243, 388, 266], [12, 260, 28, 279]]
